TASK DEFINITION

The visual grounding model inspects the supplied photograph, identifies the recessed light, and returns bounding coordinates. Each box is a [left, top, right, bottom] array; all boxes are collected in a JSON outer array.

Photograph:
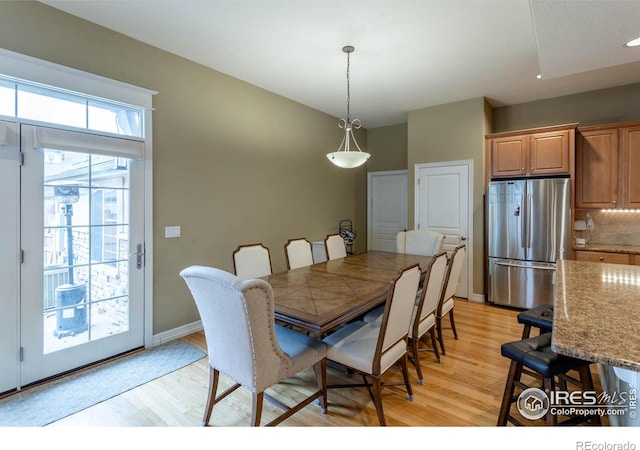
[[536, 74, 542, 79], [624, 36, 640, 47]]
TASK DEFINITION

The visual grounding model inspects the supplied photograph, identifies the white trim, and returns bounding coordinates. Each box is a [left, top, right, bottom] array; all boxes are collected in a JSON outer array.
[[414, 159, 475, 300], [0, 48, 156, 109], [143, 108, 154, 348], [32, 126, 145, 159], [152, 321, 203, 347]]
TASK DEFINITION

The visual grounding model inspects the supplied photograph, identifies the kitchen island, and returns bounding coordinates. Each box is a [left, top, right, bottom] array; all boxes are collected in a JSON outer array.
[[553, 259, 640, 426]]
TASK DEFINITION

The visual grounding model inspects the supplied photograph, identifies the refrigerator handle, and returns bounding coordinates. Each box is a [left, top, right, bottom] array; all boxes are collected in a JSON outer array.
[[527, 192, 532, 249], [493, 261, 556, 271], [521, 192, 526, 249]]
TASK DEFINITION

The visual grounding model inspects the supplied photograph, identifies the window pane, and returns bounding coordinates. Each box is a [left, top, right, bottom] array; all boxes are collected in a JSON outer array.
[[88, 101, 141, 137], [17, 85, 86, 128], [0, 80, 15, 117]]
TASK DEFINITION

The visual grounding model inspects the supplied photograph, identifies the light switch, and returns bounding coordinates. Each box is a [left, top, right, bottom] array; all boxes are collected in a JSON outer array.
[[165, 226, 181, 238]]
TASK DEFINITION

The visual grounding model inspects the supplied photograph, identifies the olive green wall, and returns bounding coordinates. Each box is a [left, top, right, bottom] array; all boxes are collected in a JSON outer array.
[[366, 123, 408, 172], [0, 1, 368, 335], [492, 83, 640, 132], [407, 97, 492, 299]]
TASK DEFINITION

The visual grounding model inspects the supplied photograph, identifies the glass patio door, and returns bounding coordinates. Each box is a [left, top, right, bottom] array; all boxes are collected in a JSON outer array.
[[20, 124, 145, 386]]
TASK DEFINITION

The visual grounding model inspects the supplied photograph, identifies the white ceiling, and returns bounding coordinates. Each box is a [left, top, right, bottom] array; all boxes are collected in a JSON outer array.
[[40, 0, 640, 128]]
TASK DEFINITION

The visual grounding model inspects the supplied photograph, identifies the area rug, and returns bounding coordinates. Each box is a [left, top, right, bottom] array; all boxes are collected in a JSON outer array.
[[0, 339, 206, 427]]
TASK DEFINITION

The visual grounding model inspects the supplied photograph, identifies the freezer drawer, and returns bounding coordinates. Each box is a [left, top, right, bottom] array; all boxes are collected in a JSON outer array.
[[488, 258, 556, 309]]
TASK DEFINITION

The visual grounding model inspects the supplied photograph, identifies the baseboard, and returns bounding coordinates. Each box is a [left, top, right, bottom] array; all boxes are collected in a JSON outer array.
[[151, 320, 203, 347], [468, 293, 485, 303]]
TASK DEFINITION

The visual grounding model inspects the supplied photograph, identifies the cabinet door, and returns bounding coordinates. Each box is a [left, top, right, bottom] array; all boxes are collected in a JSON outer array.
[[620, 126, 640, 208], [575, 251, 630, 265], [530, 130, 570, 175], [576, 129, 618, 208], [491, 136, 527, 177]]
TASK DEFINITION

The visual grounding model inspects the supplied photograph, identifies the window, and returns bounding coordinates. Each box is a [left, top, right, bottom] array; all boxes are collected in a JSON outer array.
[[0, 76, 143, 138]]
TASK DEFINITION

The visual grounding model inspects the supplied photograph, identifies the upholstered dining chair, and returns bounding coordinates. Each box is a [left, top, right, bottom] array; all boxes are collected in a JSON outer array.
[[284, 238, 314, 270], [397, 229, 445, 256], [436, 243, 466, 355], [232, 243, 273, 280], [363, 252, 448, 384], [180, 265, 328, 426], [324, 233, 347, 260], [322, 264, 422, 426]]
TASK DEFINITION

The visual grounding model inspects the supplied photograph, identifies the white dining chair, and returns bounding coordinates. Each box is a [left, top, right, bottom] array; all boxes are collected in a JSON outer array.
[[232, 243, 273, 280], [397, 229, 445, 256], [436, 243, 466, 355], [324, 234, 347, 260], [322, 263, 421, 426], [284, 238, 314, 270], [180, 265, 328, 426]]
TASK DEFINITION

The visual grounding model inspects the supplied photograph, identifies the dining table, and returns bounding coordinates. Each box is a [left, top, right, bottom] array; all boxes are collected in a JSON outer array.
[[261, 251, 435, 335]]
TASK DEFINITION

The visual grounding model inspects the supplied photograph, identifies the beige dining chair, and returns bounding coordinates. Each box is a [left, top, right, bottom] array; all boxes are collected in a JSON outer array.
[[232, 243, 273, 280], [324, 234, 347, 260], [363, 252, 448, 384], [180, 265, 328, 426], [322, 263, 422, 426], [436, 243, 466, 355], [284, 238, 314, 270], [397, 229, 445, 256]]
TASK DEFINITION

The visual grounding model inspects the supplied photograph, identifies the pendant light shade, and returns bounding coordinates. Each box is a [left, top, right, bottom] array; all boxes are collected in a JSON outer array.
[[327, 46, 370, 168]]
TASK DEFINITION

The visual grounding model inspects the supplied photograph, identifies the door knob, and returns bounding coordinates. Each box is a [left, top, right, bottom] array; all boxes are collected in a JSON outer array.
[[460, 236, 467, 241]]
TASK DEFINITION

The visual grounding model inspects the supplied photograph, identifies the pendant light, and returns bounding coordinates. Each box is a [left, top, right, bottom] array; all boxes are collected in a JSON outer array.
[[326, 45, 370, 168]]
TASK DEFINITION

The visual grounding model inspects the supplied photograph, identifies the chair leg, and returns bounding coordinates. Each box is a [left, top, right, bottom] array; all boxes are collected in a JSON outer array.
[[409, 337, 424, 384], [428, 328, 441, 363], [449, 309, 458, 339], [578, 365, 602, 425], [399, 355, 414, 401], [251, 392, 264, 426], [371, 377, 386, 426], [543, 376, 557, 425], [497, 360, 521, 426], [521, 324, 532, 339], [436, 316, 446, 355], [202, 367, 219, 426], [313, 359, 328, 413]]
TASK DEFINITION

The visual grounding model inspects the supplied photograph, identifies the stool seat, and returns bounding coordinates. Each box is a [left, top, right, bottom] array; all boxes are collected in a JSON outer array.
[[501, 333, 590, 378], [517, 304, 553, 338], [498, 332, 600, 426]]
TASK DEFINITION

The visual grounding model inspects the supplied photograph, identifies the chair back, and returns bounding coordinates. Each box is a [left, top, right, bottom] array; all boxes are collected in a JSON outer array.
[[375, 264, 422, 369], [441, 244, 466, 302], [179, 265, 290, 392], [325, 234, 347, 260], [284, 238, 314, 270], [232, 243, 272, 279], [397, 229, 445, 256], [415, 252, 448, 324]]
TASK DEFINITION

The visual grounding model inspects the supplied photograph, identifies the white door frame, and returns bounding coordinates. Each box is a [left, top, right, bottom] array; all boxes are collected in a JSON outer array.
[[415, 159, 477, 302], [367, 170, 408, 251]]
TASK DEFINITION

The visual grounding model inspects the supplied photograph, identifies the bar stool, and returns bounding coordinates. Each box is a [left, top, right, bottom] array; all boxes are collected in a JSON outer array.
[[497, 332, 601, 426], [517, 304, 554, 338]]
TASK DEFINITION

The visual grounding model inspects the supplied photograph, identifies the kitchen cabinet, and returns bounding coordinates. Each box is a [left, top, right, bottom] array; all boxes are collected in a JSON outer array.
[[575, 250, 631, 265], [487, 124, 576, 179], [576, 121, 640, 209]]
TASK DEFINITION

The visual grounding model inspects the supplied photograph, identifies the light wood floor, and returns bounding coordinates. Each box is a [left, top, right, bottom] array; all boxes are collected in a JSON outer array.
[[45, 299, 604, 427]]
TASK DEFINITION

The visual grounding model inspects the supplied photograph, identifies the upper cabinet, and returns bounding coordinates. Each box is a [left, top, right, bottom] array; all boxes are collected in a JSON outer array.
[[576, 121, 640, 209], [486, 124, 576, 179]]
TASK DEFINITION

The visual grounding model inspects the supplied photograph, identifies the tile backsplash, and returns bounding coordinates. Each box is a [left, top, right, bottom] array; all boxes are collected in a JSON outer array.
[[575, 211, 640, 246]]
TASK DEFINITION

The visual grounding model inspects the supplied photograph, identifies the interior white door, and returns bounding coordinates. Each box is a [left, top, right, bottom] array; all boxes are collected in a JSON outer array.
[[367, 171, 408, 252], [20, 124, 145, 386], [0, 121, 19, 394], [415, 160, 472, 299]]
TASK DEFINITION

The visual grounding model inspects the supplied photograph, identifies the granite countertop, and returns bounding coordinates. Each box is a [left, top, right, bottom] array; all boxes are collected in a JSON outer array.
[[552, 260, 640, 372], [574, 243, 640, 254]]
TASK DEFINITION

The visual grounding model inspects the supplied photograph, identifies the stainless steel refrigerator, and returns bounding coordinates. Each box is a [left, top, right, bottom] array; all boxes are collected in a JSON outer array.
[[487, 177, 570, 309]]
